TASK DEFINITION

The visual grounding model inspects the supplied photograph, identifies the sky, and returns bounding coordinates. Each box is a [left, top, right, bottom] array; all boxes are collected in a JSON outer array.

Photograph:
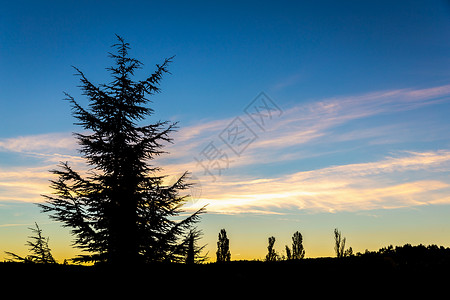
[[1, 0, 450, 261]]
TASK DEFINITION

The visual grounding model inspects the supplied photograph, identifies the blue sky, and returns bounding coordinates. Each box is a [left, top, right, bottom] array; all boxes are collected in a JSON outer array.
[[1, 0, 450, 261]]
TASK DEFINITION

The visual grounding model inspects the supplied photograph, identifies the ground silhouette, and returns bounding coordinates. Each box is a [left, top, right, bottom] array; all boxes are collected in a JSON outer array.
[[2, 244, 449, 285]]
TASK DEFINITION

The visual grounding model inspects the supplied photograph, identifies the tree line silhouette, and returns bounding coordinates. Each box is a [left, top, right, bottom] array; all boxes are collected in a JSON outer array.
[[7, 224, 450, 269]]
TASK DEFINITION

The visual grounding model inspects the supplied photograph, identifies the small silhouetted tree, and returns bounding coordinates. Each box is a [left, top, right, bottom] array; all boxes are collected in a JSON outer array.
[[285, 245, 292, 260], [292, 231, 305, 259], [185, 235, 195, 265], [334, 228, 346, 258], [285, 231, 305, 260], [265, 236, 279, 262], [344, 247, 353, 257], [5, 223, 56, 264], [39, 36, 205, 265], [185, 228, 207, 264], [216, 229, 231, 262]]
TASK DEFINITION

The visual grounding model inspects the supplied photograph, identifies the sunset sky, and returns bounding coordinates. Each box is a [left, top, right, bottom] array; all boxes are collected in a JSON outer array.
[[1, 0, 450, 261]]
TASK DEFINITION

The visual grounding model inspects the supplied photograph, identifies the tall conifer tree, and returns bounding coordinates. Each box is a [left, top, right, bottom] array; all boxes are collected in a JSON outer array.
[[40, 35, 205, 265]]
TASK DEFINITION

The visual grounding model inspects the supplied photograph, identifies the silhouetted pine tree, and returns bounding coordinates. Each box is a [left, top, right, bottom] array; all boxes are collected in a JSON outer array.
[[40, 35, 206, 265], [216, 229, 231, 262], [185, 228, 208, 264], [5, 223, 56, 264]]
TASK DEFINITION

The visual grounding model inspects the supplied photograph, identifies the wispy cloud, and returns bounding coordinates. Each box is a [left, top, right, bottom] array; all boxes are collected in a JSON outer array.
[[159, 84, 450, 174], [187, 150, 450, 214], [0, 223, 34, 228], [0, 132, 83, 165], [0, 132, 76, 154], [270, 73, 304, 91], [0, 165, 66, 202], [160, 84, 450, 214], [0, 84, 449, 216], [0, 133, 86, 203]]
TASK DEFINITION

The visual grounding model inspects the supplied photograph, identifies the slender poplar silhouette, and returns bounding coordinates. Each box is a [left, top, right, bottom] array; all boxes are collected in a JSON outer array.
[[334, 228, 346, 258], [286, 231, 305, 260], [216, 229, 231, 262], [265, 236, 278, 262]]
